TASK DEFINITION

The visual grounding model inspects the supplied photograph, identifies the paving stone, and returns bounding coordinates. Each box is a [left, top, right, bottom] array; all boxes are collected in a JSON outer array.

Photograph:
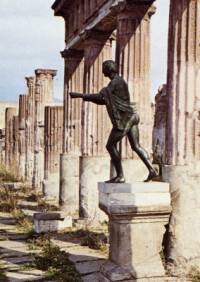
[[68, 247, 106, 263], [0, 250, 34, 259], [1, 255, 32, 265], [82, 273, 99, 282], [6, 269, 45, 281], [0, 241, 28, 252], [75, 260, 105, 275]]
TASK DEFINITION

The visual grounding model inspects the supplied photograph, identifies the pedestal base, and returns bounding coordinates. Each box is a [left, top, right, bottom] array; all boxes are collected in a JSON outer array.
[[98, 182, 171, 280], [59, 153, 80, 217], [163, 164, 200, 275]]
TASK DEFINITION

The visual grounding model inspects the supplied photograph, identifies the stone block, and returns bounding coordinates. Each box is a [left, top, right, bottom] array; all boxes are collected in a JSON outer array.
[[33, 212, 72, 233], [43, 174, 59, 202], [59, 153, 80, 217], [98, 182, 171, 280], [99, 182, 171, 215]]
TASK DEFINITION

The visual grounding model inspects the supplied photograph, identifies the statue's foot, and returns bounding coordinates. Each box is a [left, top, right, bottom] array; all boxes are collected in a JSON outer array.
[[144, 170, 158, 182], [105, 176, 125, 183]]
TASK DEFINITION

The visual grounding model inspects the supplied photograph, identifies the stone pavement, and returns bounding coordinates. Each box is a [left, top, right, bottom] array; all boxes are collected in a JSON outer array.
[[0, 184, 107, 282]]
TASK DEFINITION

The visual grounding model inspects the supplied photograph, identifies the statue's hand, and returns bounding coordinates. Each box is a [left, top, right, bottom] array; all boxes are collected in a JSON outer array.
[[70, 92, 83, 98]]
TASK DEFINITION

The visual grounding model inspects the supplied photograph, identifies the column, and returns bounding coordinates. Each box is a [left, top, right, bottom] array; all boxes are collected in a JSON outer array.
[[5, 108, 17, 170], [162, 0, 200, 275], [25, 76, 35, 182], [13, 116, 19, 172], [43, 106, 63, 201], [80, 32, 112, 221], [18, 95, 28, 179], [60, 49, 84, 216], [152, 84, 167, 172], [0, 129, 5, 165], [115, 2, 155, 182], [32, 69, 57, 191]]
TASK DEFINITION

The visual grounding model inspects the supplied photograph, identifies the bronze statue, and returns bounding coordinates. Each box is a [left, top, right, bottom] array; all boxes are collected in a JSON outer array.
[[70, 60, 158, 183]]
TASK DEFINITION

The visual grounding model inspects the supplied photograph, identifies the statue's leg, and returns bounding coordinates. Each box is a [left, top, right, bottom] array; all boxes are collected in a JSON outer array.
[[127, 125, 158, 181], [105, 128, 125, 183]]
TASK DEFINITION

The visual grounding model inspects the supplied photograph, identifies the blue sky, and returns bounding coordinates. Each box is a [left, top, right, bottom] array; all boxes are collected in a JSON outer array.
[[0, 0, 169, 102]]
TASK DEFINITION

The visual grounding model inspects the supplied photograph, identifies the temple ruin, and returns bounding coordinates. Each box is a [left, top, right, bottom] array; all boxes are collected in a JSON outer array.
[[0, 0, 200, 280]]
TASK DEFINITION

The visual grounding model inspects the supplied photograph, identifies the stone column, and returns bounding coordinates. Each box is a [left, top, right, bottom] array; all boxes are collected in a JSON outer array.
[[98, 182, 171, 281], [25, 76, 35, 182], [43, 106, 63, 201], [162, 0, 200, 275], [33, 69, 57, 191], [13, 116, 19, 172], [152, 84, 167, 173], [115, 2, 155, 182], [0, 129, 5, 165], [60, 49, 84, 217], [5, 107, 17, 170], [18, 95, 28, 179], [80, 33, 112, 221]]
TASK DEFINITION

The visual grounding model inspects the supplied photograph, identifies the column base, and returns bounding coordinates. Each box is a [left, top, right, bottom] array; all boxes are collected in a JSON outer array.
[[99, 261, 171, 282], [59, 153, 80, 217], [19, 154, 26, 179], [25, 152, 34, 183], [163, 164, 200, 276], [98, 182, 171, 280], [43, 173, 59, 203], [80, 156, 110, 223]]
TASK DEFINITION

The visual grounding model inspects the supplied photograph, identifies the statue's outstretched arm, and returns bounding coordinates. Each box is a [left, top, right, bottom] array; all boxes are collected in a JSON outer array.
[[70, 91, 105, 105]]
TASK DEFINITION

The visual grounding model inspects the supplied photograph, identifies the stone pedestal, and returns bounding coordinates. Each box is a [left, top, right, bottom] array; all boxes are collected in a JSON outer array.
[[59, 153, 80, 217], [80, 156, 110, 222], [33, 212, 72, 234], [98, 182, 171, 281]]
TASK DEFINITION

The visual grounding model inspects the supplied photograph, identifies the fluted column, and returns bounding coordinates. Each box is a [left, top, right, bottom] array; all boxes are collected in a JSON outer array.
[[13, 116, 19, 171], [165, 0, 200, 165], [5, 108, 17, 170], [44, 106, 63, 201], [80, 33, 112, 220], [59, 49, 84, 216], [25, 76, 35, 182], [0, 129, 5, 165], [152, 85, 167, 168], [33, 69, 57, 191], [114, 2, 155, 182], [162, 0, 200, 275], [18, 95, 28, 179], [116, 2, 155, 155]]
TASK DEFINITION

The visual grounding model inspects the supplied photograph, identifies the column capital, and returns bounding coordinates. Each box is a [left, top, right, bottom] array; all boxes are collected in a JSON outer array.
[[35, 69, 57, 77], [25, 76, 35, 87], [117, 3, 156, 21], [61, 48, 84, 60]]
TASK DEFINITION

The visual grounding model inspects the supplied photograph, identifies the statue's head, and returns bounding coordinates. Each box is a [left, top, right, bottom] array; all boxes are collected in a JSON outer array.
[[102, 60, 118, 77]]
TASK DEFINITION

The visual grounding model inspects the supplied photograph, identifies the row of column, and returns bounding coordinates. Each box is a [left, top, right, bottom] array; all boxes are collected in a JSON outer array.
[[60, 2, 155, 221], [4, 69, 63, 196]]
